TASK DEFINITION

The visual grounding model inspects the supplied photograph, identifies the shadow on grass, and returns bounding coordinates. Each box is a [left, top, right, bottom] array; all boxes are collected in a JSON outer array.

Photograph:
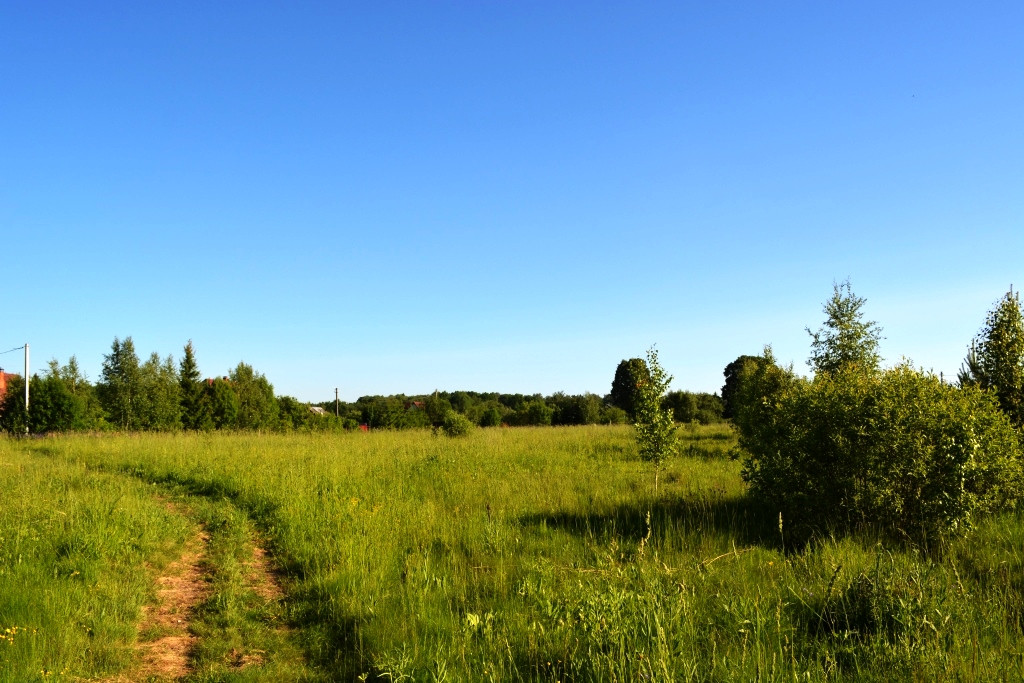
[[519, 493, 784, 551]]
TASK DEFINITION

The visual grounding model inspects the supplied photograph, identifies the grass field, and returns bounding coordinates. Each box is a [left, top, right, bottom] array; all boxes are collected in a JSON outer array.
[[2, 425, 1023, 681]]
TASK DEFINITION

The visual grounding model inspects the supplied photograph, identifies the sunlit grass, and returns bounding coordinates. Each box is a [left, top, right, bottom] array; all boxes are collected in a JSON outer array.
[[0, 440, 189, 682], [4, 426, 1023, 680]]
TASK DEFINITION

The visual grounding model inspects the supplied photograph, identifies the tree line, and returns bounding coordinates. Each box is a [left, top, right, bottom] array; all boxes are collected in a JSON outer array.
[[0, 337, 726, 435], [0, 339, 290, 434]]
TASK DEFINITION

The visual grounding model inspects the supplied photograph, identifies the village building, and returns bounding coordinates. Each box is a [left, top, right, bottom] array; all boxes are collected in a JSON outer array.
[[0, 369, 19, 403]]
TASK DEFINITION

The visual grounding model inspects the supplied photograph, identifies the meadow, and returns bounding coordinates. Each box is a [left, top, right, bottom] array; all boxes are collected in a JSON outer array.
[[1, 425, 1023, 681]]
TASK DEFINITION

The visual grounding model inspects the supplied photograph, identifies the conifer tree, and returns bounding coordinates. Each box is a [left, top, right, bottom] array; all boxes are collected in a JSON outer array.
[[964, 289, 1024, 428], [179, 340, 208, 430]]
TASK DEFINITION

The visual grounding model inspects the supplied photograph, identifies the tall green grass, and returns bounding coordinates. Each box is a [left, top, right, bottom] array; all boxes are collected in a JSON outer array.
[[6, 426, 1024, 681], [0, 439, 189, 682]]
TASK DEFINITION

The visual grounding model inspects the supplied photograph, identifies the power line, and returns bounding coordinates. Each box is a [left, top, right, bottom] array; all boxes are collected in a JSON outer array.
[[0, 345, 26, 355]]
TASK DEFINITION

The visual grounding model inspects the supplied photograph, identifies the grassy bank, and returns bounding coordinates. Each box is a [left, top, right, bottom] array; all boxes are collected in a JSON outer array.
[[3, 426, 1023, 680]]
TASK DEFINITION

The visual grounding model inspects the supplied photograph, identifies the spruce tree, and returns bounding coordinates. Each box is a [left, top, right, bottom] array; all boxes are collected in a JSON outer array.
[[179, 340, 207, 430], [966, 289, 1024, 428]]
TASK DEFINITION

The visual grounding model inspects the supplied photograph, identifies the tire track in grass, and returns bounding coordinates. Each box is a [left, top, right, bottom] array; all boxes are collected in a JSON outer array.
[[136, 526, 210, 681], [102, 496, 307, 681], [74, 462, 316, 680], [98, 501, 210, 683]]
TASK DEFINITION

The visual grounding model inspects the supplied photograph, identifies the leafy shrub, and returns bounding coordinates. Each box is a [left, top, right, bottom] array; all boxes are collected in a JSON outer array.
[[738, 357, 1023, 542], [438, 411, 474, 437]]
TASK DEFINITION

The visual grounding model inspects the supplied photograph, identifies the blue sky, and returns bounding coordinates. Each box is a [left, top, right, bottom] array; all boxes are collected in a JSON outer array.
[[2, 2, 1022, 401]]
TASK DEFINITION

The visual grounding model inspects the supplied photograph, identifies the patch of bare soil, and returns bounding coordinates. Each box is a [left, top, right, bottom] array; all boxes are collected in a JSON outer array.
[[246, 540, 285, 604], [138, 529, 209, 681]]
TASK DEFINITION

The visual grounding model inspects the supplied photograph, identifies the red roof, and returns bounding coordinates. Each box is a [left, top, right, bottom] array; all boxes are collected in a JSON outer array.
[[0, 372, 18, 402]]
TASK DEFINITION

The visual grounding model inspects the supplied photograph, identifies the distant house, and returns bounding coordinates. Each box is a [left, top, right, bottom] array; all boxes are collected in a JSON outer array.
[[405, 401, 425, 411], [308, 406, 328, 416], [0, 369, 19, 403]]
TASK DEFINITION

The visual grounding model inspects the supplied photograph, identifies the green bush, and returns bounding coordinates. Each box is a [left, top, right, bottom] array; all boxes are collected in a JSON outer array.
[[738, 357, 1023, 543], [438, 411, 474, 437]]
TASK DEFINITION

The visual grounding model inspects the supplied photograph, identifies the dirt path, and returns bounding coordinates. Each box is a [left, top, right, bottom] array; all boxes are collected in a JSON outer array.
[[247, 540, 285, 604], [97, 524, 209, 683], [136, 529, 210, 681], [97, 493, 295, 681]]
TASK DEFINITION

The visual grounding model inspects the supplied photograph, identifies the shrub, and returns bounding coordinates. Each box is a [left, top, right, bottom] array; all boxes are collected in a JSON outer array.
[[738, 358, 1023, 543], [438, 411, 474, 437]]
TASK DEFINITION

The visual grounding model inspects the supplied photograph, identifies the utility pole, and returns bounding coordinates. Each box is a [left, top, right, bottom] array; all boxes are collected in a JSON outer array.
[[24, 343, 29, 434], [335, 388, 339, 417]]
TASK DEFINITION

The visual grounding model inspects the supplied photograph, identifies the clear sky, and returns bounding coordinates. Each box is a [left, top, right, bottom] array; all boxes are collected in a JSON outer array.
[[2, 2, 1022, 401]]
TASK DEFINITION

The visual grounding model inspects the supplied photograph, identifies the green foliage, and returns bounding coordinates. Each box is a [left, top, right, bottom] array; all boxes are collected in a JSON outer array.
[[229, 362, 279, 431], [633, 347, 677, 473], [550, 392, 604, 426], [179, 340, 208, 430], [28, 372, 77, 433], [963, 289, 1024, 428], [3, 358, 108, 435], [438, 411, 474, 437], [207, 378, 239, 429], [423, 393, 454, 427], [610, 358, 650, 419], [507, 399, 554, 426], [357, 395, 407, 429], [473, 401, 505, 427], [137, 353, 182, 431], [0, 374, 27, 434], [599, 404, 629, 425], [98, 337, 142, 430], [740, 359, 1024, 542], [721, 354, 765, 419], [663, 390, 724, 424], [807, 280, 882, 376]]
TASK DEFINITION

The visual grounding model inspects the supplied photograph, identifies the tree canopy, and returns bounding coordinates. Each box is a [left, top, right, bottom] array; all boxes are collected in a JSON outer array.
[[610, 358, 650, 419]]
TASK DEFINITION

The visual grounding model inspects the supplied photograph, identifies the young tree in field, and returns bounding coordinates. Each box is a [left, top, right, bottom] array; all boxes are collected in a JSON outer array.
[[963, 289, 1024, 428], [99, 337, 142, 430], [610, 357, 650, 419], [807, 281, 882, 376], [634, 346, 677, 491]]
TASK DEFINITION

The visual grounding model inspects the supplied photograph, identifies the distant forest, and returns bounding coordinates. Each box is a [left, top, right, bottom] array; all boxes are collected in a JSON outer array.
[[0, 338, 724, 435]]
